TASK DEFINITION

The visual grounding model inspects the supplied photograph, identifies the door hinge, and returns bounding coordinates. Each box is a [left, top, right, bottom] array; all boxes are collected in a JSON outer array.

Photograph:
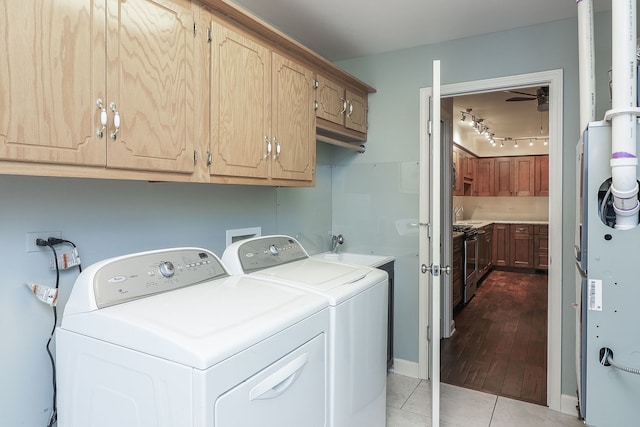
[[206, 27, 212, 43], [194, 150, 198, 165], [427, 325, 431, 342], [193, 22, 197, 37], [312, 79, 319, 89], [314, 100, 318, 111], [427, 120, 433, 135], [206, 151, 213, 166]]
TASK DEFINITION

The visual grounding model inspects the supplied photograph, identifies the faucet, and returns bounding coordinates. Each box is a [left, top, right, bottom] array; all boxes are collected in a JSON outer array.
[[454, 206, 464, 221], [331, 234, 344, 253]]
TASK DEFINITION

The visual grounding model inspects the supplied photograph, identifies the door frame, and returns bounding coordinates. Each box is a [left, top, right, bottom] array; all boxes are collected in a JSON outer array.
[[418, 69, 563, 411]]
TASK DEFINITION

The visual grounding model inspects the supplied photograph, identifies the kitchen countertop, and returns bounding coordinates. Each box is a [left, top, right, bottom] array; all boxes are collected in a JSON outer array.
[[454, 219, 548, 228]]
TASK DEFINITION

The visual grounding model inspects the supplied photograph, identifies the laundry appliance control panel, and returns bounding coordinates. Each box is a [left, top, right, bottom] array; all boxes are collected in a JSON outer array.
[[233, 236, 309, 273], [90, 248, 228, 308]]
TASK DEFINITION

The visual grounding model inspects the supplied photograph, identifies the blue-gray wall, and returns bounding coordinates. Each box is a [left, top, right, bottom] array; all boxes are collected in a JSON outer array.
[[0, 147, 335, 425], [332, 13, 614, 399]]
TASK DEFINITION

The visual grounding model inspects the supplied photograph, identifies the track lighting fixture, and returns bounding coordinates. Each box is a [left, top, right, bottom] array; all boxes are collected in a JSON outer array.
[[460, 106, 549, 149]]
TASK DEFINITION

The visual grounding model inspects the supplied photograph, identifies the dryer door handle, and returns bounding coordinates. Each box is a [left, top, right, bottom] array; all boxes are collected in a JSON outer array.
[[249, 353, 309, 401]]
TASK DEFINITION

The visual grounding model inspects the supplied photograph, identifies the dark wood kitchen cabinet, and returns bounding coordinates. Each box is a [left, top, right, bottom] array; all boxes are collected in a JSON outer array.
[[452, 233, 464, 309], [509, 224, 534, 268], [535, 155, 550, 196], [534, 224, 549, 269], [477, 224, 493, 280], [493, 156, 535, 196], [473, 158, 495, 196], [492, 223, 510, 267]]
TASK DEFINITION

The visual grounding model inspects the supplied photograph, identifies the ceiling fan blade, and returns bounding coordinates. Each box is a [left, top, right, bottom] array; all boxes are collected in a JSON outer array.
[[506, 96, 535, 102], [506, 89, 537, 97]]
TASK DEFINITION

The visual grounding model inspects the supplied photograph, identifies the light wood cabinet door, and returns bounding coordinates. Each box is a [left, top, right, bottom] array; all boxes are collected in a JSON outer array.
[[345, 89, 367, 133], [0, 0, 106, 166], [271, 53, 315, 182], [106, 0, 195, 173], [316, 75, 345, 126], [316, 74, 368, 139], [209, 21, 271, 180], [512, 156, 535, 196]]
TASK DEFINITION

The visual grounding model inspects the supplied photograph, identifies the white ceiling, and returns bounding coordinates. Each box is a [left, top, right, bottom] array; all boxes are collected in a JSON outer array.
[[229, 0, 611, 62], [227, 0, 610, 156]]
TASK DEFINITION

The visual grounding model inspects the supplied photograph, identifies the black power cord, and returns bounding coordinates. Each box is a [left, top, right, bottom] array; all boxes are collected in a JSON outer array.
[[36, 237, 82, 427]]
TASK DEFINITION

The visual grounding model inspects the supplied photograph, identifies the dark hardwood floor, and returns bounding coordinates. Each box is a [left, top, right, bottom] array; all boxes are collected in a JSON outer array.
[[441, 269, 548, 406]]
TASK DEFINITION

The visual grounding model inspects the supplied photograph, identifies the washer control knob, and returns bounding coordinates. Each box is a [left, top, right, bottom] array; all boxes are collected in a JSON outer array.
[[159, 261, 175, 277], [268, 244, 279, 256]]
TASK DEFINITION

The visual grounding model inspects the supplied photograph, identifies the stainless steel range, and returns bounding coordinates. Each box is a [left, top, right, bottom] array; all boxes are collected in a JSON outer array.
[[453, 225, 479, 304]]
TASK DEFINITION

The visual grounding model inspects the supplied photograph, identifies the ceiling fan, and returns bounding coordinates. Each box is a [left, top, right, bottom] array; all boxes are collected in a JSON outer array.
[[505, 86, 549, 112]]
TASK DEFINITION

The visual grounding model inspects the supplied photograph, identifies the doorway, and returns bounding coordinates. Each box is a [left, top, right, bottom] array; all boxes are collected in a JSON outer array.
[[418, 69, 563, 411]]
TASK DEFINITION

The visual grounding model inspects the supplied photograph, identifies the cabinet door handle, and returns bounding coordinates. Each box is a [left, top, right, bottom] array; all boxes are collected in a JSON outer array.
[[264, 136, 272, 160], [273, 137, 281, 160], [109, 102, 120, 141], [96, 99, 107, 139], [347, 100, 353, 117], [339, 97, 347, 115]]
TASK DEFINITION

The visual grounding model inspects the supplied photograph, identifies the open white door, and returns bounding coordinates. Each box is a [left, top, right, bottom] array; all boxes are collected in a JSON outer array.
[[419, 60, 443, 426]]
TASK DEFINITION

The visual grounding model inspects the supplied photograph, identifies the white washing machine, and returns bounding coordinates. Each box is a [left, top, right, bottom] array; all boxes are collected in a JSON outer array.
[[56, 248, 330, 427], [222, 236, 388, 427]]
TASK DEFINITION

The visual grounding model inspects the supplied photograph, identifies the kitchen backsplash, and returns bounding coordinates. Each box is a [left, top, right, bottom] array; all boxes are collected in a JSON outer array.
[[453, 196, 549, 221]]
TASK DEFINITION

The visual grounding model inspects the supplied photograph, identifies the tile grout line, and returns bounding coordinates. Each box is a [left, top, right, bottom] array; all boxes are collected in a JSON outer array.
[[399, 378, 424, 410], [488, 396, 499, 426]]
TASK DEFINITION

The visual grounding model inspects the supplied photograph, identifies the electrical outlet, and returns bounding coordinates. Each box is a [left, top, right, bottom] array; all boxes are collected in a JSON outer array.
[[26, 231, 61, 253]]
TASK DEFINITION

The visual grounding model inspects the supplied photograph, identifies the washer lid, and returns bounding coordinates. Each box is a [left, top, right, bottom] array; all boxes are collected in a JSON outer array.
[[249, 258, 387, 305], [60, 274, 328, 370]]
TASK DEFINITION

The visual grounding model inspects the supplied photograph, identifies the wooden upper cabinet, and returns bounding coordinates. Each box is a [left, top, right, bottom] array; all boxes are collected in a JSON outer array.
[[106, 0, 196, 173], [494, 157, 513, 196], [209, 20, 271, 180], [535, 155, 550, 196], [512, 156, 535, 196], [271, 53, 316, 182], [208, 18, 315, 184], [316, 74, 368, 141], [0, 0, 196, 174], [345, 89, 367, 133], [0, 0, 106, 166], [474, 158, 494, 196]]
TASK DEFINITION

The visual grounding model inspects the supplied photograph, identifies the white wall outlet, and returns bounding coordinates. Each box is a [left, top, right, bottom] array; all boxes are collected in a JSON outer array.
[[26, 231, 62, 253]]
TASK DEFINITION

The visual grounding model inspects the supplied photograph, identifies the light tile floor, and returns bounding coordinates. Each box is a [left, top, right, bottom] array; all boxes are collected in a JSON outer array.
[[386, 373, 584, 427]]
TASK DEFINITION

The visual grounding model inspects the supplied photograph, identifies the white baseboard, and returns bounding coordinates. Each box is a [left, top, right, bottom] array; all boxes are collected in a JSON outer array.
[[560, 393, 580, 417], [390, 358, 420, 378]]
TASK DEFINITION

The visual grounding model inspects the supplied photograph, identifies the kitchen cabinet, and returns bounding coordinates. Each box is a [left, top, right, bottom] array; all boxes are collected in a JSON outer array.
[[316, 74, 368, 141], [477, 224, 493, 280], [1, 0, 197, 175], [452, 145, 474, 196], [474, 158, 495, 196], [535, 155, 550, 196], [534, 224, 549, 269], [208, 18, 315, 185], [509, 224, 534, 268], [493, 156, 535, 196], [492, 223, 510, 267], [452, 234, 464, 308]]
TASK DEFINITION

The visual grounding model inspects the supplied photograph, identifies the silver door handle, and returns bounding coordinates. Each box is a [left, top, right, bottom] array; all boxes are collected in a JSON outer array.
[[421, 264, 451, 276]]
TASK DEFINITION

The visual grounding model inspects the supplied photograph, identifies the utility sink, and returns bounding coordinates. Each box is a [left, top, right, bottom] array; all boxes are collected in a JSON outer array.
[[312, 252, 394, 268]]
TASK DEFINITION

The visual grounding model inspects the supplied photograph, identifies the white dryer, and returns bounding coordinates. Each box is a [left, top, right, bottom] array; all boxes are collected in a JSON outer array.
[[222, 236, 388, 427], [56, 248, 330, 427]]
